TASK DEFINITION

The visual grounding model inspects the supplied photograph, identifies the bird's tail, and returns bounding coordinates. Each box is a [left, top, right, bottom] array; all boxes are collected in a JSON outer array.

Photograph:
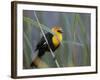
[[30, 57, 48, 68], [30, 50, 48, 68]]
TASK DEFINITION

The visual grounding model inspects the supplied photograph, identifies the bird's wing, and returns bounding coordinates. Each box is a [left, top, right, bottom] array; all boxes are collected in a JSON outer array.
[[35, 32, 53, 51]]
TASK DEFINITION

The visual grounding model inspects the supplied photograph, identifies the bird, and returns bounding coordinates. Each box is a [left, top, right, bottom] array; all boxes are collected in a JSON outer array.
[[31, 26, 63, 67]]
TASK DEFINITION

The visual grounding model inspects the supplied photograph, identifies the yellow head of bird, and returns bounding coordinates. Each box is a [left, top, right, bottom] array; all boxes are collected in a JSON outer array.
[[51, 26, 63, 46], [51, 26, 63, 34]]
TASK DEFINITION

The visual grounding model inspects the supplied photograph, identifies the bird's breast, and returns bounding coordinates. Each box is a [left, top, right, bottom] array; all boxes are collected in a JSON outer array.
[[52, 34, 62, 47]]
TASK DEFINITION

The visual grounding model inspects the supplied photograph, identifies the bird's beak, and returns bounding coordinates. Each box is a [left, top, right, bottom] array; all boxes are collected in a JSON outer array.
[[60, 28, 63, 33], [61, 30, 63, 33]]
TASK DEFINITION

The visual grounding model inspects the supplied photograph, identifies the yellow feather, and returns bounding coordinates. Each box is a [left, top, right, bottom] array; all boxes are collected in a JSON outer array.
[[52, 32, 62, 46]]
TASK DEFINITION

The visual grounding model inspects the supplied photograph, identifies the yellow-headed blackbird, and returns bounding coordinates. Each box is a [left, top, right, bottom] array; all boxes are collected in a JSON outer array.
[[31, 26, 63, 67]]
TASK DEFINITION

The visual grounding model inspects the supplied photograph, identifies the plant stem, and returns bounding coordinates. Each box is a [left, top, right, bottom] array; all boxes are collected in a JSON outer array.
[[34, 11, 60, 67]]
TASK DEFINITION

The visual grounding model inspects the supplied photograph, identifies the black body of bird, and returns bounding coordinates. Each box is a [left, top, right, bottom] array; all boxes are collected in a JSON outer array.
[[31, 26, 63, 67], [36, 32, 60, 57]]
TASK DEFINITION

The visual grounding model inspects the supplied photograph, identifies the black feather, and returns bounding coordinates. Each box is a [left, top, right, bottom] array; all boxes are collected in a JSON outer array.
[[35, 32, 60, 57], [31, 32, 60, 67]]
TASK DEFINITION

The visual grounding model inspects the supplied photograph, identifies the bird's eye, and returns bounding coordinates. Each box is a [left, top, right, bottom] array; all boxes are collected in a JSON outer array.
[[57, 30, 63, 33]]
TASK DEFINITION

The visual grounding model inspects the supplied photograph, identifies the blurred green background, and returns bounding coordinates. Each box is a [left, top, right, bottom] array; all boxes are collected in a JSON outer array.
[[23, 10, 91, 69]]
